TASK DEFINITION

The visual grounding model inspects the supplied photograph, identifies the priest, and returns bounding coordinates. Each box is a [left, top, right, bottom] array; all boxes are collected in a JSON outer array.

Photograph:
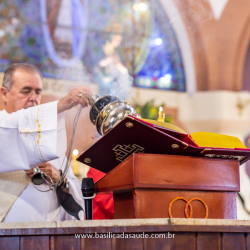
[[0, 63, 91, 222]]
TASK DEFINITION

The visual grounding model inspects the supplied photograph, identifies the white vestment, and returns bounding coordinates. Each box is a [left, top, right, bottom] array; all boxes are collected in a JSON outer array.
[[0, 102, 84, 222]]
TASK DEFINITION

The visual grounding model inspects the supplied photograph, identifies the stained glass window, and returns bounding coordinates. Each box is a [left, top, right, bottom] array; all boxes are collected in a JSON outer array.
[[0, 0, 185, 95]]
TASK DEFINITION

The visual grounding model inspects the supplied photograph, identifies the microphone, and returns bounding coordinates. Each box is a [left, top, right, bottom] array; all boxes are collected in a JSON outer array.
[[81, 178, 95, 220]]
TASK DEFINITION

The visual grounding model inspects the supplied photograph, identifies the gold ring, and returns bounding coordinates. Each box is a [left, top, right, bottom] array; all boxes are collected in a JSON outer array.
[[168, 197, 208, 219], [185, 198, 208, 219], [79, 93, 83, 98], [168, 197, 192, 218]]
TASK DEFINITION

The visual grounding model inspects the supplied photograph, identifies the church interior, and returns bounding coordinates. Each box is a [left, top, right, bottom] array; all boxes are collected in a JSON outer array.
[[1, 0, 250, 249]]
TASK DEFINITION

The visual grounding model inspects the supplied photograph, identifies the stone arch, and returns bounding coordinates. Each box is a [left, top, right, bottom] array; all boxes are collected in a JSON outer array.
[[241, 20, 250, 90], [218, 0, 250, 90], [173, 0, 250, 91], [159, 0, 197, 93], [174, 0, 214, 91]]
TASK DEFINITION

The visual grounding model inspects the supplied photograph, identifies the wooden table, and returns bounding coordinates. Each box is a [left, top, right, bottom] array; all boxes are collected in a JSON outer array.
[[1, 218, 250, 250]]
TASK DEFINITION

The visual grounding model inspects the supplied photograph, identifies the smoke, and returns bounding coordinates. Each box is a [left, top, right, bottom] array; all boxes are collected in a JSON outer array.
[[109, 70, 134, 101], [96, 62, 134, 101]]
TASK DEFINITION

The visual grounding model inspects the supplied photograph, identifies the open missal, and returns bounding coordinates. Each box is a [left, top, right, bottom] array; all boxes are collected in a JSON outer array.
[[77, 116, 250, 173]]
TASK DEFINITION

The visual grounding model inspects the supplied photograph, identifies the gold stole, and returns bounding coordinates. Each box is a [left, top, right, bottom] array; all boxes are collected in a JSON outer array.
[[0, 170, 30, 222]]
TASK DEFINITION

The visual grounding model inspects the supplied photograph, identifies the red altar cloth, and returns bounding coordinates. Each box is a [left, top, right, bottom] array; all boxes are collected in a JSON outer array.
[[87, 167, 114, 219]]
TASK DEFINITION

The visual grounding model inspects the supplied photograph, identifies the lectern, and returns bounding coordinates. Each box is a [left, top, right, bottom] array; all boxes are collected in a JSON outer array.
[[95, 153, 239, 219], [78, 116, 248, 219]]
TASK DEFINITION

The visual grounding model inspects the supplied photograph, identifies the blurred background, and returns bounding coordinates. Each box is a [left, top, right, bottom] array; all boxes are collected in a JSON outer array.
[[1, 0, 250, 218]]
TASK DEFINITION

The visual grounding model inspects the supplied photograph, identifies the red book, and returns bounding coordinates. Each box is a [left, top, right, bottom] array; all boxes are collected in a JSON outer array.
[[78, 116, 250, 173]]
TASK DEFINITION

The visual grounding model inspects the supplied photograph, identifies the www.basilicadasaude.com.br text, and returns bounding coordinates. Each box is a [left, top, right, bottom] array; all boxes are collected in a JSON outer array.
[[75, 232, 175, 239]]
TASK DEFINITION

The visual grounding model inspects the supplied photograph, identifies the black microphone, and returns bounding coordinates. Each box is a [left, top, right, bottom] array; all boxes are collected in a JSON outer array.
[[81, 178, 95, 220]]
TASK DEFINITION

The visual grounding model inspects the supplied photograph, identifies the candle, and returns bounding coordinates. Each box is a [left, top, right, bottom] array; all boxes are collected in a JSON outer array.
[[157, 107, 165, 122], [72, 149, 79, 176]]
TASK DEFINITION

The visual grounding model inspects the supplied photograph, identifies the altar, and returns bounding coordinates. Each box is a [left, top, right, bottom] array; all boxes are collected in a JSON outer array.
[[1, 219, 250, 250]]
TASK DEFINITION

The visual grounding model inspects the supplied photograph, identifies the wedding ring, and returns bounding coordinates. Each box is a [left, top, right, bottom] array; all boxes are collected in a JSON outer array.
[[79, 93, 83, 98]]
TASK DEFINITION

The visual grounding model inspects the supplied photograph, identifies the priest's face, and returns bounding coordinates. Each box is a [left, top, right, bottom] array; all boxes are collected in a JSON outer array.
[[1, 69, 43, 113]]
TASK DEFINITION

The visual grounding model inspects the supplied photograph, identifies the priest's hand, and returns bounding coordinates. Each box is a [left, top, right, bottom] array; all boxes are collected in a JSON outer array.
[[27, 163, 60, 183], [57, 86, 93, 114]]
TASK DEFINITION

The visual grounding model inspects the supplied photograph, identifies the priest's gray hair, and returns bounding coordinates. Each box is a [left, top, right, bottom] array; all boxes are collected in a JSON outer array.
[[2, 63, 43, 91]]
